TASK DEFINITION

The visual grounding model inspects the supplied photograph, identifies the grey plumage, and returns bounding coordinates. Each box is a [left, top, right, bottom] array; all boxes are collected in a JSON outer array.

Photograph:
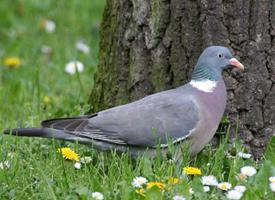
[[3, 46, 244, 157]]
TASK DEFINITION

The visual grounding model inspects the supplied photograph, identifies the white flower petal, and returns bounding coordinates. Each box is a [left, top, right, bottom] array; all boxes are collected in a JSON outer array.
[[45, 20, 56, 33], [74, 162, 81, 169], [234, 185, 246, 193], [189, 188, 194, 194], [65, 61, 84, 75], [240, 166, 257, 177], [201, 175, 218, 186], [131, 176, 148, 188], [76, 41, 90, 54], [237, 152, 252, 159], [173, 195, 186, 200], [92, 192, 104, 200], [270, 183, 275, 192], [0, 161, 10, 169], [203, 186, 210, 192], [80, 156, 93, 164], [269, 176, 275, 183], [226, 190, 243, 200]]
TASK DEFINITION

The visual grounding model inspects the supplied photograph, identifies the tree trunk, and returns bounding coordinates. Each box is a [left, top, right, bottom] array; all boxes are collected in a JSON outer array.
[[90, 0, 275, 158]]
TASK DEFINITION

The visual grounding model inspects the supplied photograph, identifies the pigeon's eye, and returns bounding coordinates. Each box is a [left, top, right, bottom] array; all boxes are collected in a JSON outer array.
[[217, 53, 223, 58]]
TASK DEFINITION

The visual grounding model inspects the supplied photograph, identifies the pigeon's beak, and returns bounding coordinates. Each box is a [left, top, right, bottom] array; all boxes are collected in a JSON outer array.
[[229, 58, 244, 70]]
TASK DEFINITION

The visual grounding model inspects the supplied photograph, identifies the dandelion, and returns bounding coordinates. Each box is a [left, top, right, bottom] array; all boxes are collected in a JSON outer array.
[[80, 156, 93, 164], [240, 166, 257, 177], [237, 152, 252, 159], [65, 61, 84, 75], [74, 162, 81, 169], [269, 176, 275, 183], [226, 190, 243, 200], [183, 166, 202, 176], [40, 19, 56, 33], [201, 175, 218, 186], [58, 147, 80, 162], [76, 40, 90, 54], [0, 161, 10, 169], [135, 188, 145, 197], [203, 186, 210, 192], [173, 195, 186, 200], [270, 183, 275, 192], [132, 176, 148, 188], [3, 57, 21, 68], [146, 181, 166, 190], [42, 96, 51, 106], [91, 192, 104, 200], [168, 177, 180, 185], [234, 185, 246, 193], [217, 182, 232, 191]]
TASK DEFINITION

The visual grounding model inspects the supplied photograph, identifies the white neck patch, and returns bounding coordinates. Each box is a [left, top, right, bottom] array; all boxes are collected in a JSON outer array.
[[190, 79, 217, 93]]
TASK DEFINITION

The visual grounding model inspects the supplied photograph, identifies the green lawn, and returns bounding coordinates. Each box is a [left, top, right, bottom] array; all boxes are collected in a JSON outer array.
[[0, 1, 275, 199]]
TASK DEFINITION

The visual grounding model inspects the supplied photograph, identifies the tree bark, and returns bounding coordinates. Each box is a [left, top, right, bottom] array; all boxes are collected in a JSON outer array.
[[90, 0, 275, 158]]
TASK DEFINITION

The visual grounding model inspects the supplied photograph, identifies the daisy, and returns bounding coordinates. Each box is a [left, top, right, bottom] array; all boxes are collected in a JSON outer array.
[[91, 192, 104, 200], [240, 166, 257, 177], [0, 161, 10, 170], [269, 176, 275, 183], [65, 61, 84, 75], [40, 19, 56, 33], [217, 182, 232, 191], [58, 147, 80, 162], [189, 188, 194, 194], [237, 152, 252, 159], [201, 175, 218, 186], [76, 40, 90, 54], [41, 45, 52, 54], [226, 190, 243, 200], [183, 166, 202, 176], [131, 176, 148, 188], [80, 156, 93, 164], [173, 195, 186, 200], [74, 162, 81, 169]]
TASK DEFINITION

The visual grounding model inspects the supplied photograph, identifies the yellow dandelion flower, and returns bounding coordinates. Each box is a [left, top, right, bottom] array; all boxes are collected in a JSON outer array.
[[168, 177, 180, 185], [147, 181, 166, 190], [4, 57, 21, 68], [183, 166, 202, 176], [43, 95, 51, 105], [58, 147, 79, 162], [135, 188, 145, 197]]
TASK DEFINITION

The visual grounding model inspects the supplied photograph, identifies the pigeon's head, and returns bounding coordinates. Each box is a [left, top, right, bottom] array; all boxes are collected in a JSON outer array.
[[192, 46, 244, 81]]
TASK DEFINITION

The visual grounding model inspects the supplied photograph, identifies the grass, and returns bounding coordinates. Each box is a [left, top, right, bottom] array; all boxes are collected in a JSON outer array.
[[0, 0, 275, 199]]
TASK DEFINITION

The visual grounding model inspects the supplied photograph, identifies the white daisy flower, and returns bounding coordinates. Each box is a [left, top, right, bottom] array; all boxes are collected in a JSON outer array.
[[189, 188, 194, 194], [74, 162, 81, 169], [65, 61, 84, 75], [131, 176, 148, 188], [234, 185, 246, 193], [203, 186, 210, 192], [80, 156, 93, 164], [41, 45, 52, 54], [240, 166, 257, 177], [76, 40, 90, 54], [237, 152, 252, 159], [226, 190, 243, 200], [217, 182, 232, 191], [44, 20, 56, 33], [269, 176, 275, 183], [270, 183, 275, 192], [0, 161, 10, 169], [173, 195, 186, 200], [201, 175, 218, 186], [92, 192, 104, 200]]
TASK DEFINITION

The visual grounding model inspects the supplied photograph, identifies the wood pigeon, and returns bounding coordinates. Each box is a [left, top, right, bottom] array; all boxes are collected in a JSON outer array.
[[4, 46, 244, 157]]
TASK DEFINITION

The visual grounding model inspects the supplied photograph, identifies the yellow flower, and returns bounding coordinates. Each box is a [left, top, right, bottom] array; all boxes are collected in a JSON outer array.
[[168, 177, 180, 185], [58, 147, 80, 162], [147, 181, 166, 190], [43, 96, 51, 105], [183, 166, 202, 176], [3, 57, 21, 68], [135, 188, 145, 197]]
